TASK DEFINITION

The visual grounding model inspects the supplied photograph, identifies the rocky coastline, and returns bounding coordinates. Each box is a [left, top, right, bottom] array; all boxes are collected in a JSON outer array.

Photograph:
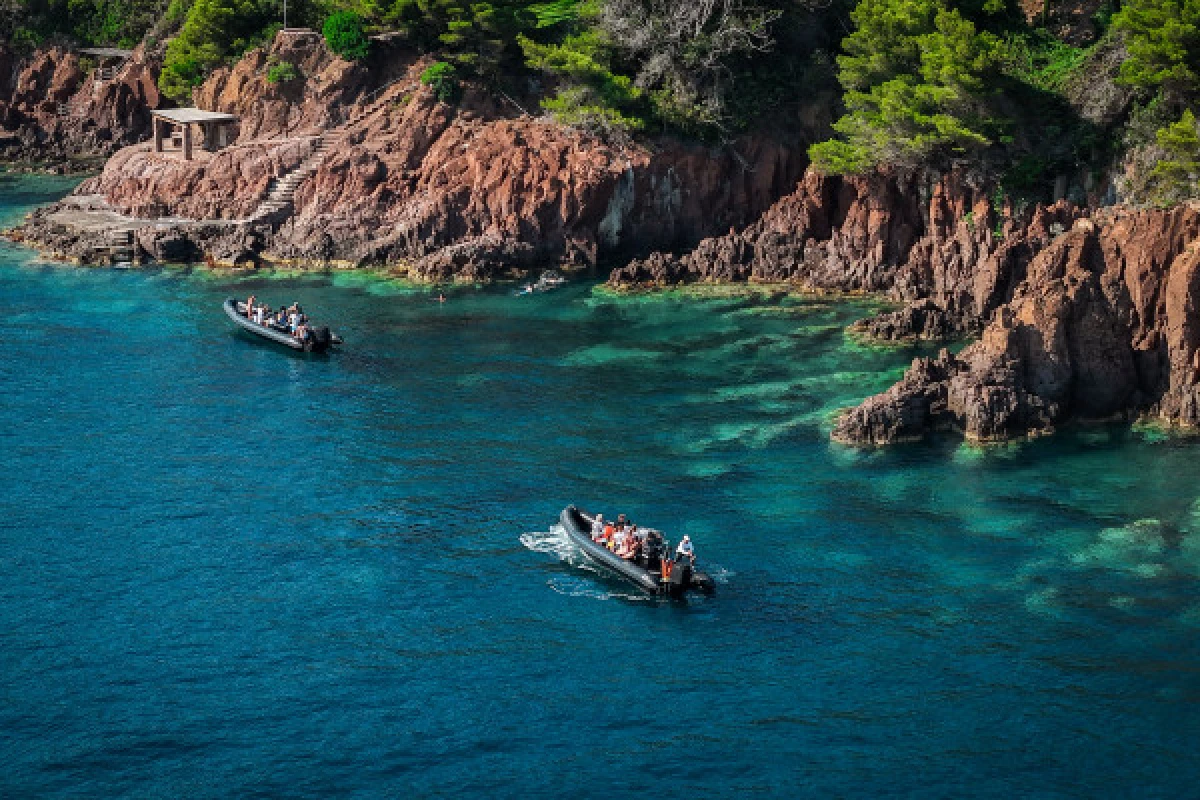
[[8, 33, 818, 280], [9, 32, 1200, 446]]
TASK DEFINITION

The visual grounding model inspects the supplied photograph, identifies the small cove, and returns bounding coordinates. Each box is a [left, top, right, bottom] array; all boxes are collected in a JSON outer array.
[[2, 174, 1199, 797]]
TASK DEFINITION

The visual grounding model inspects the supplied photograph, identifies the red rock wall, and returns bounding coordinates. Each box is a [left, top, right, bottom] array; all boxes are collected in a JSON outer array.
[[834, 207, 1200, 444], [82, 32, 814, 278], [0, 44, 162, 165]]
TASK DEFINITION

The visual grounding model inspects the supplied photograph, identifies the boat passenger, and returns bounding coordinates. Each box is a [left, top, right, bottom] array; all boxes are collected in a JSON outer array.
[[294, 322, 310, 342], [289, 310, 300, 332], [590, 514, 605, 542], [676, 535, 695, 563], [603, 521, 614, 543], [618, 526, 640, 559], [613, 526, 627, 552], [245, 295, 257, 318], [274, 308, 288, 328], [253, 305, 266, 325]]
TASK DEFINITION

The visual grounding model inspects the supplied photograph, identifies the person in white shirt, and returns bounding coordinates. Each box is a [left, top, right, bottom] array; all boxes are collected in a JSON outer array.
[[676, 535, 694, 562], [613, 526, 627, 551], [590, 514, 605, 542]]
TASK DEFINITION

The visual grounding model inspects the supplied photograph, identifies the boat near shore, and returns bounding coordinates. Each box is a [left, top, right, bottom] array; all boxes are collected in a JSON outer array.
[[223, 298, 341, 353], [559, 505, 715, 597]]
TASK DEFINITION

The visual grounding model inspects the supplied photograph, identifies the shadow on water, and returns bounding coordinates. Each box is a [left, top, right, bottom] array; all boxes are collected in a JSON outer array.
[[229, 328, 335, 360]]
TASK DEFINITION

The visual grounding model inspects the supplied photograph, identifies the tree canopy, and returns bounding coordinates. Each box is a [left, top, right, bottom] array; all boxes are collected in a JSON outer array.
[[810, 0, 999, 173]]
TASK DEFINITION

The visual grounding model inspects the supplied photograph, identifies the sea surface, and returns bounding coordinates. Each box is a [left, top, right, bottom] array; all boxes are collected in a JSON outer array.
[[2, 173, 1199, 798]]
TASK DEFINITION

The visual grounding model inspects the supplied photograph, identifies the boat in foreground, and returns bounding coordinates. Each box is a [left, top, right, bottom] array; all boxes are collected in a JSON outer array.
[[223, 298, 339, 353], [559, 505, 715, 597]]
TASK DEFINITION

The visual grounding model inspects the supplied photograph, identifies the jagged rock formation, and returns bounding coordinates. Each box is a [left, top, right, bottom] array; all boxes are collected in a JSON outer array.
[[611, 168, 1082, 338], [0, 44, 162, 168], [834, 208, 1200, 443], [609, 167, 1200, 441]]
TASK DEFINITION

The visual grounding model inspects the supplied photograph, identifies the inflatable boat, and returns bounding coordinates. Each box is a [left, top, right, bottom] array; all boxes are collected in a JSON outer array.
[[223, 298, 340, 353], [559, 505, 715, 597]]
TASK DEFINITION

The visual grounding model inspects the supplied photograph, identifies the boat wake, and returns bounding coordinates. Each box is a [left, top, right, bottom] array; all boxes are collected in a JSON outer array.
[[520, 525, 655, 602]]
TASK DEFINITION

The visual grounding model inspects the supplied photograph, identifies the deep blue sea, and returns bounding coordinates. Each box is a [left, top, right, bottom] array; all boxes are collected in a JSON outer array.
[[2, 173, 1199, 797]]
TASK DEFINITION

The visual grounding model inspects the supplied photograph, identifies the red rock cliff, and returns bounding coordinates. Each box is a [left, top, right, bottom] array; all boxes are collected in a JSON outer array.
[[0, 44, 162, 167], [63, 32, 816, 279], [833, 207, 1200, 443]]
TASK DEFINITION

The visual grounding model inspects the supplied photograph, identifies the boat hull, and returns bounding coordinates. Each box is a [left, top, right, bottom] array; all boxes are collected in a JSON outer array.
[[223, 298, 333, 353], [559, 506, 714, 597]]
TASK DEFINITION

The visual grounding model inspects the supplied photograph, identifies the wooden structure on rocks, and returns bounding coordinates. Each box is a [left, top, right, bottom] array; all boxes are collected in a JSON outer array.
[[150, 108, 238, 161]]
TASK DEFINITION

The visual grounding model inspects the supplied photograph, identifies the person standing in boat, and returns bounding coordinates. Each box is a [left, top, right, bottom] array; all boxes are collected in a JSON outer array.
[[676, 535, 695, 564], [590, 514, 605, 542], [245, 295, 257, 319]]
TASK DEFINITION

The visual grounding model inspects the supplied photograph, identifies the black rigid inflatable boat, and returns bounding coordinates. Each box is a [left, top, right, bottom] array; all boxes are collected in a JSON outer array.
[[559, 505, 715, 598], [223, 298, 339, 353]]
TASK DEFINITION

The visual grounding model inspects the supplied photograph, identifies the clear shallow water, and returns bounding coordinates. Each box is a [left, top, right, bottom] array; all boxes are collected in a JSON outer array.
[[2, 174, 1199, 797]]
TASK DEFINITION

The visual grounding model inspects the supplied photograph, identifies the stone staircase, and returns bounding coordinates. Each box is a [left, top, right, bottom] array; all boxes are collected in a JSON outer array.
[[104, 228, 136, 264], [248, 135, 338, 222], [243, 79, 416, 225]]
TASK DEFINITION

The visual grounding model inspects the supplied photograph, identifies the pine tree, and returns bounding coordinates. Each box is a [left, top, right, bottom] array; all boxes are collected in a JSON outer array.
[[810, 0, 998, 173]]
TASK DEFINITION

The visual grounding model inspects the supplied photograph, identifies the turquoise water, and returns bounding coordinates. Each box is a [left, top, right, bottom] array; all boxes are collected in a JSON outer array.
[[2, 173, 1200, 797]]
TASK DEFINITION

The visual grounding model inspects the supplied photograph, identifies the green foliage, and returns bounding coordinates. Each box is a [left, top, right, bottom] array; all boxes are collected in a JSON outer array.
[[527, 0, 578, 27], [1113, 0, 1200, 95], [1000, 30, 1090, 91], [519, 28, 648, 132], [160, 0, 279, 102], [383, 0, 538, 74], [1148, 109, 1200, 204], [420, 60, 460, 102], [324, 10, 370, 60], [1113, 0, 1200, 202], [266, 59, 300, 82], [3, 0, 168, 47], [811, 0, 999, 173]]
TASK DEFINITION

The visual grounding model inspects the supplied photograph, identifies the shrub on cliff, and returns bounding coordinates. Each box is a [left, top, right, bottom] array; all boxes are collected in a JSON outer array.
[[1112, 0, 1200, 200], [267, 60, 300, 83], [383, 0, 537, 75], [521, 0, 787, 136], [810, 0, 999, 174], [1113, 0, 1200, 99], [324, 10, 370, 60], [420, 60, 459, 102], [519, 27, 649, 133], [1146, 110, 1200, 205]]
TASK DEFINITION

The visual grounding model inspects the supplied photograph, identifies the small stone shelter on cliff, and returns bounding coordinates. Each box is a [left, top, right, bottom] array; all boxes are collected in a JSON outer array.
[[150, 109, 237, 161]]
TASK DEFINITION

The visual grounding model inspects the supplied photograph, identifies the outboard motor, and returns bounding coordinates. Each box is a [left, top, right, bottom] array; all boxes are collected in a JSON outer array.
[[641, 530, 664, 571], [308, 326, 333, 352], [668, 557, 693, 597]]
